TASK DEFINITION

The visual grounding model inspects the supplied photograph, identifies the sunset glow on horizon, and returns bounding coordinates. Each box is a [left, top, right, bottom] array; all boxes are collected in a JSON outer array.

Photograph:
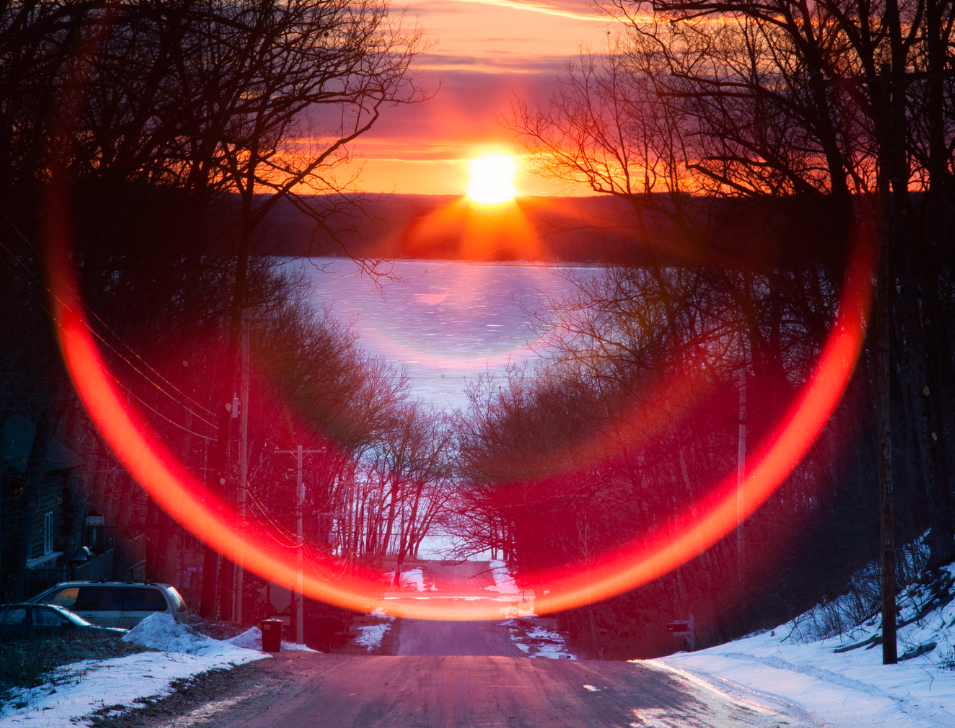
[[343, 0, 613, 196]]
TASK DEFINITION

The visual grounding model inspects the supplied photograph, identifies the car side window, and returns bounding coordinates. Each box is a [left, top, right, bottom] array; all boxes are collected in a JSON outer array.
[[124, 588, 168, 612], [32, 607, 66, 627], [0, 608, 27, 625], [75, 586, 124, 611], [48, 586, 80, 609]]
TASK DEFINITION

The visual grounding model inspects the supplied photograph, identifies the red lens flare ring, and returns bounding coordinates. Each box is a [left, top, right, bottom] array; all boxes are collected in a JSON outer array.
[[49, 197, 873, 620]]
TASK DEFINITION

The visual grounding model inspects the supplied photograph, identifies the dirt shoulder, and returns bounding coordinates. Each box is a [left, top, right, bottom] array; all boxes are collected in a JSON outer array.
[[88, 617, 402, 727], [85, 656, 280, 728]]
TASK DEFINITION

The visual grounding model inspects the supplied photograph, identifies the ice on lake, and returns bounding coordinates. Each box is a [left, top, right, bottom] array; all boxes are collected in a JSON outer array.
[[284, 258, 602, 410]]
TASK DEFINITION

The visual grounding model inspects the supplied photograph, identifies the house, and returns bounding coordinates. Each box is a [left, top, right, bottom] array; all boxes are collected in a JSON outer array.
[[1, 413, 92, 598]]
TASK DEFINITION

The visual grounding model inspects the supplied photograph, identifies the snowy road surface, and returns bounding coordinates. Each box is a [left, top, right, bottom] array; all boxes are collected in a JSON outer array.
[[136, 651, 819, 728]]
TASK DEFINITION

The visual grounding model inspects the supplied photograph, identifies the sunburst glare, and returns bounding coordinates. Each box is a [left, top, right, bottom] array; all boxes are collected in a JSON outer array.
[[467, 153, 519, 205]]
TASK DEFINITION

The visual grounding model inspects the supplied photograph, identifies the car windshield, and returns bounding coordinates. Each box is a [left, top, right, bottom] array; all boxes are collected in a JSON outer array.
[[29, 584, 80, 607]]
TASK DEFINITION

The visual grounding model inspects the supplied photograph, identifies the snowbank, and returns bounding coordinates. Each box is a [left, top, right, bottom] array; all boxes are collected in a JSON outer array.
[[647, 565, 955, 728], [0, 614, 268, 727], [123, 613, 216, 655], [500, 605, 537, 618], [226, 626, 317, 652]]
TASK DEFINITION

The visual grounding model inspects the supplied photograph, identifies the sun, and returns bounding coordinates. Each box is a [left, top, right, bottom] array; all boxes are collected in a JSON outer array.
[[467, 153, 519, 205]]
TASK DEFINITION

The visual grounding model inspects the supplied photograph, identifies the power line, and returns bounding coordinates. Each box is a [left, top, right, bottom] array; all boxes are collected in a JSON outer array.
[[0, 228, 220, 432], [1, 247, 218, 443], [0, 215, 220, 420]]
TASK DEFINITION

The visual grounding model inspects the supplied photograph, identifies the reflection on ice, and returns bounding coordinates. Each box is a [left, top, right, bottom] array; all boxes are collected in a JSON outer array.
[[285, 258, 601, 409]]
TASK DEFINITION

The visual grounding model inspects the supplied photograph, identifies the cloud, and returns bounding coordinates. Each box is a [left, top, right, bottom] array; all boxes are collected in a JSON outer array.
[[419, 52, 571, 73], [332, 0, 614, 194], [353, 68, 563, 150], [448, 0, 607, 22]]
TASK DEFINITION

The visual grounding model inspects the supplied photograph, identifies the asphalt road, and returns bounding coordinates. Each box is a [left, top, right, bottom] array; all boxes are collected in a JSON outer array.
[[397, 618, 525, 657], [146, 649, 819, 728], [138, 563, 819, 728]]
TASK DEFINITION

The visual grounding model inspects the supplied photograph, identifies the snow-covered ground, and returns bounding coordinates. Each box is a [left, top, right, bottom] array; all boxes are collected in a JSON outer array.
[[226, 626, 317, 653], [0, 614, 291, 727], [647, 565, 955, 728], [355, 623, 392, 652], [503, 618, 576, 659]]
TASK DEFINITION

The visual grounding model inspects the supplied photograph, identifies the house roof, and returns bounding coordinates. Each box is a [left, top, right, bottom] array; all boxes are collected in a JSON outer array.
[[1, 414, 84, 474]]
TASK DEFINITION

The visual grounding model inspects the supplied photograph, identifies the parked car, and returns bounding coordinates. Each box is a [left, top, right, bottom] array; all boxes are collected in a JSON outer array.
[[27, 581, 188, 628], [0, 603, 127, 640]]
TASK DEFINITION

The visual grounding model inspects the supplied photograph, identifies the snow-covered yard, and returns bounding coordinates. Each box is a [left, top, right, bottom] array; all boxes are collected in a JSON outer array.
[[646, 565, 955, 728], [0, 614, 290, 727]]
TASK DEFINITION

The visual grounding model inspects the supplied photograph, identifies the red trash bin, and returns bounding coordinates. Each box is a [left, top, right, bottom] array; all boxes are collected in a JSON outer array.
[[260, 618, 283, 652]]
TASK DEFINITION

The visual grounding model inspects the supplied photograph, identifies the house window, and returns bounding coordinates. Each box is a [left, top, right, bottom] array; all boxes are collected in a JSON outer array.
[[43, 512, 54, 555]]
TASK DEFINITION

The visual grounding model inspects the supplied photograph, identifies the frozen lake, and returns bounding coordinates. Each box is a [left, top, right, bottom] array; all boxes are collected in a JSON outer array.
[[284, 258, 602, 410]]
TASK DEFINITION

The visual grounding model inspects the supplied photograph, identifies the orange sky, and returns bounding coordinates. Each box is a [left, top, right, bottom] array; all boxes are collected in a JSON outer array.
[[348, 0, 615, 196]]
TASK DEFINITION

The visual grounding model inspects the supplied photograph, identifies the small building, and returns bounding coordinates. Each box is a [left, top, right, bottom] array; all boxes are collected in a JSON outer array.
[[0, 413, 96, 598]]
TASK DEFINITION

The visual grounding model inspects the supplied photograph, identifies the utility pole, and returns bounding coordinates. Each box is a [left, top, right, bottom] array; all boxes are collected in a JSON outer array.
[[736, 358, 746, 583], [809, 64, 902, 666], [295, 445, 304, 645], [233, 313, 251, 624], [875, 65, 897, 665], [232, 313, 276, 625], [275, 445, 323, 644]]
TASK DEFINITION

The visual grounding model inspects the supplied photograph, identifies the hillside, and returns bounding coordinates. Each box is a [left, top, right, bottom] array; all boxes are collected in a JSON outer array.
[[255, 193, 850, 268], [259, 194, 640, 262], [652, 561, 955, 728]]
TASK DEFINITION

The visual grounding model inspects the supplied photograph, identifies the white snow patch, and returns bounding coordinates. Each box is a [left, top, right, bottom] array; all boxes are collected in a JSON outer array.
[[486, 560, 520, 594], [355, 623, 391, 652], [122, 613, 215, 655], [503, 618, 576, 660], [367, 606, 396, 621], [225, 626, 317, 652], [645, 563, 955, 728], [0, 614, 268, 726]]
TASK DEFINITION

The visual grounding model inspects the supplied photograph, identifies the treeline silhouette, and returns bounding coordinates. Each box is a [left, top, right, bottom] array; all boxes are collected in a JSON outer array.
[[451, 0, 955, 660], [0, 0, 450, 636]]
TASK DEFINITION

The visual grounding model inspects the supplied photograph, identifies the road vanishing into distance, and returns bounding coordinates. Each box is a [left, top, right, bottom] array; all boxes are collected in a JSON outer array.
[[144, 563, 821, 728]]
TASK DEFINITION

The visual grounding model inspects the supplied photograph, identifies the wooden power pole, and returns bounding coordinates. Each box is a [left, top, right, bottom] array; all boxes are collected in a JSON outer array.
[[275, 445, 323, 644]]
